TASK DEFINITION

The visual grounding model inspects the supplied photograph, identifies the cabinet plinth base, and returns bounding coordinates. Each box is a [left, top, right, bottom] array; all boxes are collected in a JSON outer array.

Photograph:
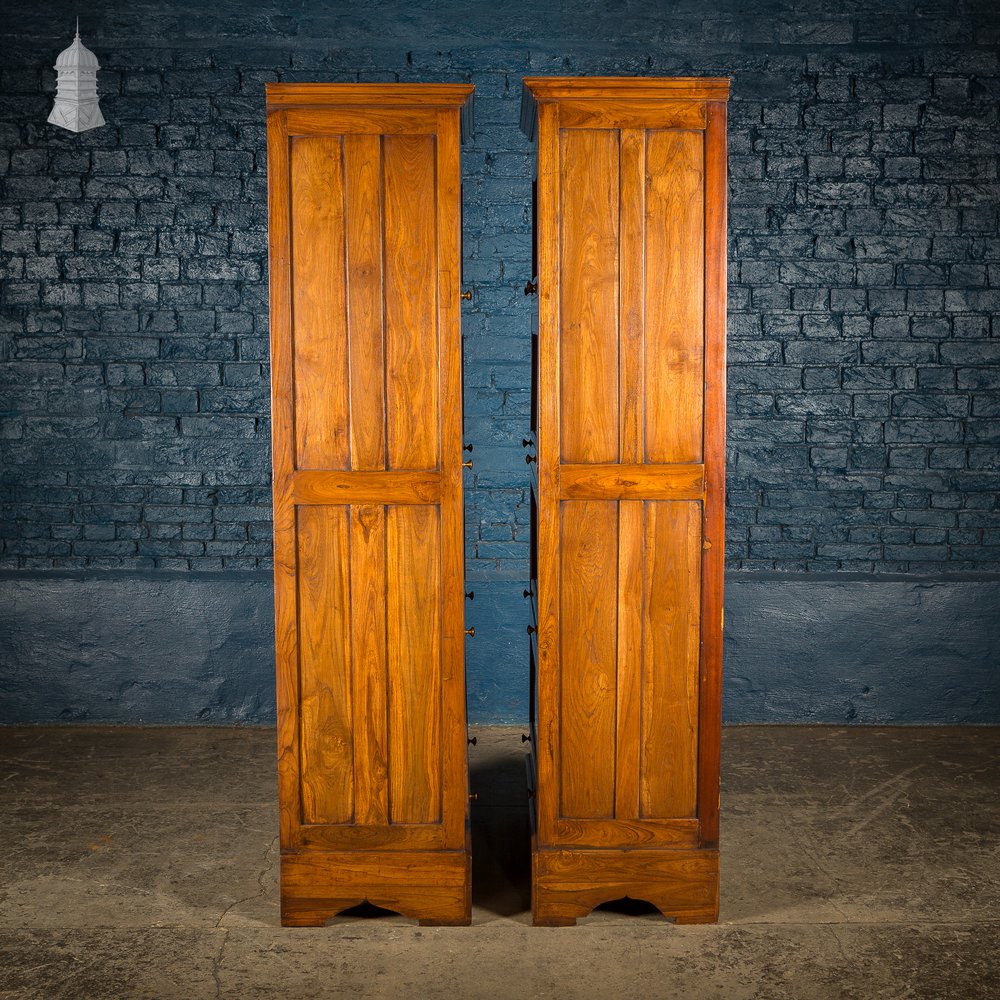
[[531, 846, 719, 926], [280, 849, 471, 927]]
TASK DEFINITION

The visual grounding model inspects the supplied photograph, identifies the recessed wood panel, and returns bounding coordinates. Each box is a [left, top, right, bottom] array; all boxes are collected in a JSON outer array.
[[290, 136, 350, 471], [296, 504, 354, 825], [559, 500, 618, 819], [559, 129, 620, 465], [386, 504, 442, 824], [640, 501, 702, 819], [344, 135, 386, 472], [384, 134, 439, 471], [644, 130, 705, 463]]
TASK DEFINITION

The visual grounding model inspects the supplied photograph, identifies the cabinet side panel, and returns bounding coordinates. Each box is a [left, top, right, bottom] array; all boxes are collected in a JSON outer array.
[[386, 504, 442, 824], [297, 504, 355, 825], [290, 136, 351, 471], [559, 129, 620, 465], [344, 134, 387, 472], [644, 130, 704, 464], [640, 500, 701, 819], [559, 500, 618, 819], [383, 134, 439, 471]]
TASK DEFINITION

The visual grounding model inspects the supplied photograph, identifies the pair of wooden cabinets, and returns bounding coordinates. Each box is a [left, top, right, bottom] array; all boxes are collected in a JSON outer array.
[[265, 78, 728, 927]]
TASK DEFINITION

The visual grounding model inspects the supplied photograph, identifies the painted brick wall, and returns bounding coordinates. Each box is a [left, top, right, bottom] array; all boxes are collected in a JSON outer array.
[[1, 1, 998, 580]]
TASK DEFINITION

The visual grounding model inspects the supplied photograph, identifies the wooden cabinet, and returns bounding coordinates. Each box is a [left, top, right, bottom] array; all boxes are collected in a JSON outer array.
[[521, 77, 729, 925], [265, 83, 474, 926]]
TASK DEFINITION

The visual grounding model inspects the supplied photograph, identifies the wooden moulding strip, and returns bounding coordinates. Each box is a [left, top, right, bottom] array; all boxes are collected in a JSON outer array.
[[558, 463, 705, 501], [290, 470, 442, 505]]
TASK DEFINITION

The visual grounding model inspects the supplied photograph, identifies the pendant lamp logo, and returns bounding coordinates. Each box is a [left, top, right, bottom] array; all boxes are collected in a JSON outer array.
[[48, 19, 106, 133]]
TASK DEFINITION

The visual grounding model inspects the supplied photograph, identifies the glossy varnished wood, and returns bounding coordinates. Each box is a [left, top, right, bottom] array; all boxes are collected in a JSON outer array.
[[267, 83, 473, 926], [522, 77, 729, 925]]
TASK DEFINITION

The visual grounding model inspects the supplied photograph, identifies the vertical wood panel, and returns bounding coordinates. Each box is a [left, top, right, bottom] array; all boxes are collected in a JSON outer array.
[[290, 136, 351, 470], [640, 501, 701, 819], [344, 135, 386, 471], [644, 130, 704, 464], [349, 503, 388, 826], [384, 134, 439, 471], [618, 129, 645, 465], [559, 129, 620, 465], [614, 499, 643, 820], [559, 500, 618, 819], [386, 504, 442, 824], [297, 505, 354, 825]]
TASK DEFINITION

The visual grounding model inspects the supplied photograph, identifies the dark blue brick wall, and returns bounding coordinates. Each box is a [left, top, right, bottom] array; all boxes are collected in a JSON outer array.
[[1, 0, 998, 582]]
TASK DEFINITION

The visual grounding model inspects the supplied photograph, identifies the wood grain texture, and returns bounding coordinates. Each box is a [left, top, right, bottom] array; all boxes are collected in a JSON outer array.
[[296, 505, 354, 825], [344, 134, 386, 472], [644, 129, 705, 464], [559, 463, 704, 501], [614, 500, 643, 820], [559, 128, 619, 465], [558, 500, 618, 820], [640, 501, 702, 819], [532, 847, 719, 926], [291, 470, 441, 506], [267, 86, 472, 924], [281, 848, 470, 927], [384, 134, 438, 471], [525, 78, 727, 925], [386, 504, 442, 825], [290, 135, 350, 471], [349, 504, 388, 827]]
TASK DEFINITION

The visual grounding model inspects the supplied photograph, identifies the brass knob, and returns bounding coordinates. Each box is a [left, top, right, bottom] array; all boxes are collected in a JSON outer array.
[[524, 280, 537, 295], [461, 290, 472, 300], [462, 460, 473, 469], [465, 626, 475, 637], [469, 792, 478, 801]]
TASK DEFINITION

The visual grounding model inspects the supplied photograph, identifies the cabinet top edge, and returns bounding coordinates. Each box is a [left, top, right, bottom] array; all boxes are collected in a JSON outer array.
[[519, 77, 729, 138], [266, 83, 475, 139]]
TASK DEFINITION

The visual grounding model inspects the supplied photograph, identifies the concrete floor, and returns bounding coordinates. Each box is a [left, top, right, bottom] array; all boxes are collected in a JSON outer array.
[[0, 727, 998, 999]]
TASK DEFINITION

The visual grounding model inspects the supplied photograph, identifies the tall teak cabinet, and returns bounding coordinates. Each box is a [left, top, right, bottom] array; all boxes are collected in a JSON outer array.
[[521, 77, 729, 925], [266, 84, 475, 926]]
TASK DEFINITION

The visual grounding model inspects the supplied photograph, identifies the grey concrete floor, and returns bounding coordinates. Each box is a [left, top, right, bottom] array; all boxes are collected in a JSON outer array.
[[0, 726, 998, 999]]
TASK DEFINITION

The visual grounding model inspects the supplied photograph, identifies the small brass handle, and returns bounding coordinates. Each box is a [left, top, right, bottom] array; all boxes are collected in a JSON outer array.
[[525, 454, 536, 464], [461, 290, 472, 300], [465, 626, 475, 637], [524, 280, 537, 295], [469, 792, 478, 801], [463, 460, 473, 469]]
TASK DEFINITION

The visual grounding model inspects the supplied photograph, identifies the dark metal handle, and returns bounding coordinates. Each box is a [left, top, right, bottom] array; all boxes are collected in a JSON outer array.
[[521, 733, 531, 743], [527, 625, 536, 635], [525, 454, 536, 464], [464, 443, 474, 452], [524, 280, 537, 295], [522, 438, 532, 448], [468, 736, 478, 746], [466, 591, 475, 601], [523, 589, 531, 599]]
